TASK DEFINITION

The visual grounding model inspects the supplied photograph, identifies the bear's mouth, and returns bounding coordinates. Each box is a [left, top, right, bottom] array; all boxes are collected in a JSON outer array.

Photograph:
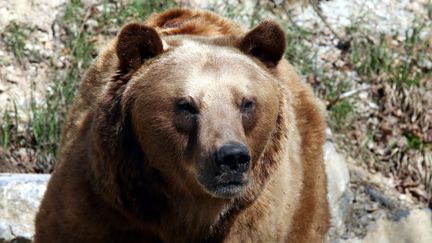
[[212, 180, 248, 198], [198, 171, 249, 199]]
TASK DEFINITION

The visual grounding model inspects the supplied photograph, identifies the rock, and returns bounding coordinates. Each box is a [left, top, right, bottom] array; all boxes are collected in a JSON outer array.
[[323, 129, 352, 242], [0, 0, 67, 119], [366, 187, 397, 210], [320, 47, 342, 64], [344, 209, 432, 243], [0, 173, 50, 242], [0, 0, 66, 34], [292, 0, 419, 37]]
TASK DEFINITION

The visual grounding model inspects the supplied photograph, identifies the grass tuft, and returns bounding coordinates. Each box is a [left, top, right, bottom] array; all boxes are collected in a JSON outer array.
[[2, 22, 34, 63], [349, 22, 431, 88]]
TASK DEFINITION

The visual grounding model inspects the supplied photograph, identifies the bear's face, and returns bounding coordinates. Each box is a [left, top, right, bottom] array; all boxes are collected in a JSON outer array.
[[127, 40, 280, 198], [104, 21, 286, 200]]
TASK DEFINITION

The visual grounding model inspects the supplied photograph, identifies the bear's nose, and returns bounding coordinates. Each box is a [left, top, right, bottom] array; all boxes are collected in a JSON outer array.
[[215, 143, 250, 172]]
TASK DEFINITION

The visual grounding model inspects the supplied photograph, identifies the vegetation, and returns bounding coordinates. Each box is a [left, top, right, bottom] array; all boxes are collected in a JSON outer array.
[[3, 22, 34, 63]]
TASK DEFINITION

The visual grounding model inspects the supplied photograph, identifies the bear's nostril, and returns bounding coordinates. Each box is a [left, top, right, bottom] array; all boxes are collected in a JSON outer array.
[[216, 143, 250, 172], [238, 154, 250, 165]]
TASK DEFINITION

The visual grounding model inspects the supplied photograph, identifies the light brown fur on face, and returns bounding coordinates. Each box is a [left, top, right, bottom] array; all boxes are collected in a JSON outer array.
[[35, 8, 330, 243]]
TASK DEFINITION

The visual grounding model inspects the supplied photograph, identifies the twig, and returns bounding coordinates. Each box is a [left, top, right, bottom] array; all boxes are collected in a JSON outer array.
[[327, 84, 370, 108]]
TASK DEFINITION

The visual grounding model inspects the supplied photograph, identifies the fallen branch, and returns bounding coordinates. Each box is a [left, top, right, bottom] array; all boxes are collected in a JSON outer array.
[[327, 84, 370, 108]]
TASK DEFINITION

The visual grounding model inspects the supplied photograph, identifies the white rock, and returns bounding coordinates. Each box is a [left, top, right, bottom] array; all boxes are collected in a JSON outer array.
[[0, 173, 50, 242], [292, 0, 419, 37], [324, 129, 352, 242], [0, 0, 66, 33], [361, 209, 432, 243]]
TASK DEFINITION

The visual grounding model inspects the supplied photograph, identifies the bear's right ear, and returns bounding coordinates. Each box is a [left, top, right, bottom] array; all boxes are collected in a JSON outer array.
[[116, 23, 163, 74]]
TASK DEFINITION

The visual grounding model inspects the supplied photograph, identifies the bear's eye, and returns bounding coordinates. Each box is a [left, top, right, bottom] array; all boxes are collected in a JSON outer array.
[[241, 99, 256, 113], [176, 100, 199, 115]]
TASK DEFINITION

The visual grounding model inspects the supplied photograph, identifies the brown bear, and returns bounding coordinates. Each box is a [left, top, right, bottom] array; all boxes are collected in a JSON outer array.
[[35, 8, 329, 243]]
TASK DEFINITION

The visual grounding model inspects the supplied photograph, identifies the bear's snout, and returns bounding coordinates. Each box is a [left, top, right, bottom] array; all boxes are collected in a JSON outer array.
[[196, 143, 251, 198], [215, 143, 250, 173]]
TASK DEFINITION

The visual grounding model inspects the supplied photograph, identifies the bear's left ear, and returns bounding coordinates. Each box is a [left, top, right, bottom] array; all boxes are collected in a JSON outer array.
[[116, 23, 163, 74], [238, 21, 286, 68]]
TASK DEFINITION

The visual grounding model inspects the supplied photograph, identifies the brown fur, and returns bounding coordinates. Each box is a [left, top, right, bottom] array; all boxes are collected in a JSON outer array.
[[35, 8, 329, 243]]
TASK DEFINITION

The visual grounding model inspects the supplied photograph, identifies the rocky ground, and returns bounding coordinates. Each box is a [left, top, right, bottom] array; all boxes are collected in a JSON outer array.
[[0, 0, 68, 172], [0, 0, 431, 242]]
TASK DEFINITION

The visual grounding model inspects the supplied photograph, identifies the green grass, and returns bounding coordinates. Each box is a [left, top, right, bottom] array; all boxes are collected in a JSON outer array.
[[24, 0, 96, 168], [282, 24, 354, 130], [320, 17, 432, 132], [349, 21, 431, 87], [1, 103, 18, 148], [330, 100, 353, 130], [405, 133, 425, 150], [2, 22, 34, 63]]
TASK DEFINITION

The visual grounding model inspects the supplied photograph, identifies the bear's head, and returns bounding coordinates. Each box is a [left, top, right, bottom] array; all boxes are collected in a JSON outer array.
[[92, 20, 287, 218]]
